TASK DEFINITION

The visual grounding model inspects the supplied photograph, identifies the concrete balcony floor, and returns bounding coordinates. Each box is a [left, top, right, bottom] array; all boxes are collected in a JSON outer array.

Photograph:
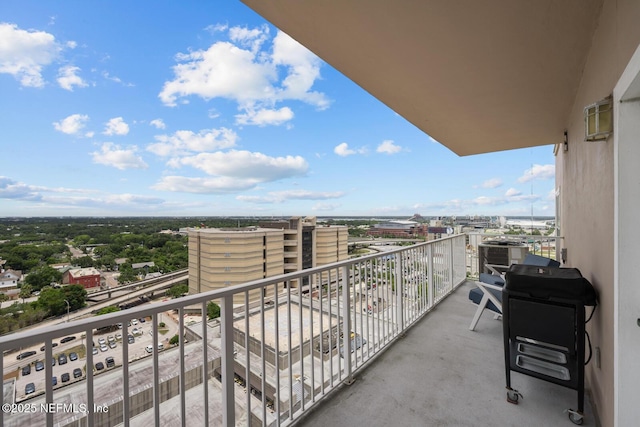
[[295, 281, 596, 427]]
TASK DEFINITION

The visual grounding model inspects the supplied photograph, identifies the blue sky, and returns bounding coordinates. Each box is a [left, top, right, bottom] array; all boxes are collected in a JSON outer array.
[[0, 1, 556, 218]]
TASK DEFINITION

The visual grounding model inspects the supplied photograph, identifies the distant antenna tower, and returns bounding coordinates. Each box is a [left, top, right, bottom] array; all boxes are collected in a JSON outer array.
[[530, 159, 534, 235]]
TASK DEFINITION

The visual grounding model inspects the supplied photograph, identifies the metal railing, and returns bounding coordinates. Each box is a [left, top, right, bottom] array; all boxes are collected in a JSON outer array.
[[0, 234, 466, 427]]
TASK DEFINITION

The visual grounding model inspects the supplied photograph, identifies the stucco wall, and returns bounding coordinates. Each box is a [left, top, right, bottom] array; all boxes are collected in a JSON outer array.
[[558, 1, 640, 425]]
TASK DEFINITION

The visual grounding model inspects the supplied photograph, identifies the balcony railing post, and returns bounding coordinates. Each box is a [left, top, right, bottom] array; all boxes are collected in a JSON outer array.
[[341, 264, 353, 384], [221, 295, 236, 426], [427, 244, 434, 308], [449, 238, 455, 292], [395, 253, 404, 332]]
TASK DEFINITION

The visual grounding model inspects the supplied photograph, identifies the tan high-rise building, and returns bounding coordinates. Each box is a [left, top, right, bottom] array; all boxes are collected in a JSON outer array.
[[189, 217, 348, 303]]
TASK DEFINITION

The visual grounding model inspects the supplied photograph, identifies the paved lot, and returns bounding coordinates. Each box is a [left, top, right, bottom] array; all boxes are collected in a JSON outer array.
[[7, 311, 179, 403]]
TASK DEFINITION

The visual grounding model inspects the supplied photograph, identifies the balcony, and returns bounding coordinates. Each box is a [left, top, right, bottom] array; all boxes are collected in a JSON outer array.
[[1, 233, 592, 426]]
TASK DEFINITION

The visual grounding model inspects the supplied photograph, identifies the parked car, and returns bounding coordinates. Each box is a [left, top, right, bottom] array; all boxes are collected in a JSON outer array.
[[73, 368, 82, 379], [98, 337, 106, 346], [128, 335, 135, 344], [35, 361, 44, 371], [108, 341, 117, 349], [40, 343, 58, 352], [92, 347, 98, 355], [131, 319, 138, 325], [95, 362, 104, 371], [51, 376, 57, 386], [99, 344, 108, 352], [61, 373, 70, 383], [60, 336, 76, 344], [25, 382, 35, 395], [115, 333, 122, 341], [69, 352, 78, 361], [16, 351, 36, 360], [139, 317, 146, 323], [22, 365, 31, 376], [58, 353, 67, 365], [106, 357, 115, 368], [145, 345, 153, 354]]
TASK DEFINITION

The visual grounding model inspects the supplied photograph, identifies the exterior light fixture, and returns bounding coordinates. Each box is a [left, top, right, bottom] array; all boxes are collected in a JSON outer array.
[[553, 130, 569, 155], [584, 95, 613, 141]]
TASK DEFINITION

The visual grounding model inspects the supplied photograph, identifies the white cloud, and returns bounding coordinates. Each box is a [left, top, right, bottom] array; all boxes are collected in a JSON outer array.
[[312, 202, 341, 211], [102, 71, 121, 83], [474, 196, 503, 206], [147, 128, 237, 157], [91, 143, 148, 170], [236, 106, 294, 126], [229, 24, 269, 53], [57, 65, 87, 91], [159, 40, 276, 107], [334, 142, 367, 157], [334, 143, 355, 157], [479, 178, 503, 189], [376, 140, 402, 154], [0, 23, 62, 87], [271, 31, 329, 109], [205, 23, 228, 34], [150, 119, 166, 129], [172, 150, 308, 182], [53, 114, 89, 135], [159, 26, 329, 126], [152, 176, 258, 194], [237, 189, 344, 204], [103, 117, 130, 136], [0, 176, 43, 201], [518, 164, 555, 183], [102, 194, 164, 205], [0, 176, 167, 210], [505, 188, 522, 197]]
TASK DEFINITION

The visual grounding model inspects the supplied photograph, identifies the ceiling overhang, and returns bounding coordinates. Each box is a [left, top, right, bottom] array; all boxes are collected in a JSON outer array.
[[242, 1, 603, 156]]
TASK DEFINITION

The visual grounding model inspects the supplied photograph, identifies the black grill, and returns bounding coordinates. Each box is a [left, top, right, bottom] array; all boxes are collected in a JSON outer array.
[[502, 264, 597, 425]]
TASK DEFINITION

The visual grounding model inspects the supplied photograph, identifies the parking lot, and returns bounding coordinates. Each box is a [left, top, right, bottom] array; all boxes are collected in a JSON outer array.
[[11, 312, 180, 402]]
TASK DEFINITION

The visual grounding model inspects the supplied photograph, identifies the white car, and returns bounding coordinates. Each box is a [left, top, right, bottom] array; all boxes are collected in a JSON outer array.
[[145, 345, 153, 354]]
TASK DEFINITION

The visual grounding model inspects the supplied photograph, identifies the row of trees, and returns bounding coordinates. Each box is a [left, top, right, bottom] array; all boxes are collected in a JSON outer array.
[[0, 284, 87, 335]]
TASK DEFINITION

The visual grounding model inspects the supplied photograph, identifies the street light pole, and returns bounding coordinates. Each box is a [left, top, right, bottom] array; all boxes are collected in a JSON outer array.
[[64, 299, 70, 322]]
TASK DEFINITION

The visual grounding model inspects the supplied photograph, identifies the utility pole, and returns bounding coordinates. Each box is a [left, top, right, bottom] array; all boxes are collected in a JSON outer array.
[[64, 299, 70, 322]]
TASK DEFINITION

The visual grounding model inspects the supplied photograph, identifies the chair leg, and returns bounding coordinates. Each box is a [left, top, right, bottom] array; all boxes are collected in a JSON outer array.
[[469, 293, 490, 331]]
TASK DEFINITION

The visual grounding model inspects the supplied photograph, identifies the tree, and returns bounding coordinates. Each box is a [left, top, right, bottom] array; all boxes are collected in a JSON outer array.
[[19, 284, 33, 303], [37, 287, 67, 316], [96, 306, 120, 316], [169, 334, 179, 346], [0, 293, 8, 303], [76, 255, 95, 268], [117, 265, 137, 284], [167, 284, 188, 299], [25, 266, 62, 291], [62, 284, 87, 311], [207, 301, 221, 320]]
